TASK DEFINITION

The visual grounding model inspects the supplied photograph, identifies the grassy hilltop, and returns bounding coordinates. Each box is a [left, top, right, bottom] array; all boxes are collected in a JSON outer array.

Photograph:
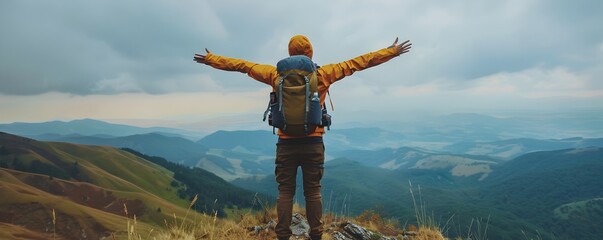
[[0, 132, 261, 239]]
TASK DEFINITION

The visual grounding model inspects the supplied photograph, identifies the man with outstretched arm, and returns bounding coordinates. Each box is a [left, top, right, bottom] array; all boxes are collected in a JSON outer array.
[[194, 35, 411, 240]]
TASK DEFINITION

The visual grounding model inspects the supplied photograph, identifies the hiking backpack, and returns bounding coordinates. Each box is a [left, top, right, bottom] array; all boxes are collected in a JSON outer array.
[[263, 55, 328, 136]]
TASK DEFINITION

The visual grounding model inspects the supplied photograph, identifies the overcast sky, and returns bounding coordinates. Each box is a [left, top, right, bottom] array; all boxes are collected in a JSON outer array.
[[1, 0, 602, 131]]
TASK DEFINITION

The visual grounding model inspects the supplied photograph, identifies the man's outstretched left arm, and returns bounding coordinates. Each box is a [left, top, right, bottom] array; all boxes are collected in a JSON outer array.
[[318, 37, 412, 85]]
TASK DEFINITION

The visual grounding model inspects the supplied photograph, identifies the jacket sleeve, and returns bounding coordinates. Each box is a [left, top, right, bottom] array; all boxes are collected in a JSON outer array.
[[318, 47, 401, 86], [203, 52, 277, 86]]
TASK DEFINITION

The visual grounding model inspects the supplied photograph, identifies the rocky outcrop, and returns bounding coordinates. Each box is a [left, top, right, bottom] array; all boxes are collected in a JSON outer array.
[[329, 221, 398, 240], [291, 213, 311, 238], [248, 213, 424, 240]]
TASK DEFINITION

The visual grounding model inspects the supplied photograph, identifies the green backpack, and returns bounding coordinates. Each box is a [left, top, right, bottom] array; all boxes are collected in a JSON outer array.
[[263, 55, 323, 136]]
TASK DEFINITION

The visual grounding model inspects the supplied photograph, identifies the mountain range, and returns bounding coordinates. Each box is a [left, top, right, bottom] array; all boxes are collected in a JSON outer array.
[[0, 118, 205, 140], [3, 118, 603, 182], [1, 118, 603, 239]]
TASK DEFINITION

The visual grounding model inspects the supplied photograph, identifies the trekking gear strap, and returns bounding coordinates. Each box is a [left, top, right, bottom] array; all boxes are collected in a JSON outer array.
[[327, 90, 334, 111], [278, 76, 286, 131], [304, 75, 310, 134]]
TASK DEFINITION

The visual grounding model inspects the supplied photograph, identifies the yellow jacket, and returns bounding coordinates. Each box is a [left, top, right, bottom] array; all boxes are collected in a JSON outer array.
[[202, 35, 402, 138]]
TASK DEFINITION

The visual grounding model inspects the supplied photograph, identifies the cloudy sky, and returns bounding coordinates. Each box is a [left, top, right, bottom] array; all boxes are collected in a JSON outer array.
[[1, 0, 602, 131]]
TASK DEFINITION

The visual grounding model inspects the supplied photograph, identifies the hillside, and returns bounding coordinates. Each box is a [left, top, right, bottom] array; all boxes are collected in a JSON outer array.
[[32, 131, 276, 181], [482, 147, 603, 240], [121, 148, 270, 215], [37, 132, 210, 166], [234, 158, 544, 239], [0, 132, 260, 239], [0, 168, 161, 239], [234, 147, 603, 239]]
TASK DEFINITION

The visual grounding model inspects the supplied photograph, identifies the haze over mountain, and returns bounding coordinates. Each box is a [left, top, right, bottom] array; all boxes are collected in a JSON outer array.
[[2, 117, 603, 239], [3, 117, 603, 182], [3, 111, 603, 145], [0, 119, 205, 140]]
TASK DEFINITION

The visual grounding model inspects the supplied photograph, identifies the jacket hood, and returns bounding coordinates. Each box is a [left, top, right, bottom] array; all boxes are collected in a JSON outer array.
[[288, 35, 313, 59]]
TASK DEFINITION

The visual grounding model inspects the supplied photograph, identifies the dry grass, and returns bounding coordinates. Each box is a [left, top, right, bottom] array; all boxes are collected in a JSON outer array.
[[413, 226, 446, 240], [119, 195, 281, 240], [113, 191, 451, 240], [44, 192, 448, 240], [352, 209, 404, 236]]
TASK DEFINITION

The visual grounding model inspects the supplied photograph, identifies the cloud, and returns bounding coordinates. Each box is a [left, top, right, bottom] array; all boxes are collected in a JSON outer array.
[[0, 0, 229, 95], [470, 67, 579, 97], [1, 0, 602, 125], [471, 65, 603, 98], [3, 0, 602, 94]]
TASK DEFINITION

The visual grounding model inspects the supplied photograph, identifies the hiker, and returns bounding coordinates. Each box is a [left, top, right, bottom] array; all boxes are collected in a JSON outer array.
[[194, 35, 411, 240]]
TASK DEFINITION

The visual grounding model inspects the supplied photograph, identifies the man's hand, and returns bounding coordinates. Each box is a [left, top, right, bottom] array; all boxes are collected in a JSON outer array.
[[193, 48, 211, 64], [389, 37, 412, 55]]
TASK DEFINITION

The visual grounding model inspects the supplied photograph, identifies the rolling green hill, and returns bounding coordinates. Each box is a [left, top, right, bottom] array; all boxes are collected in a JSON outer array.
[[120, 148, 270, 215], [36, 131, 277, 181], [482, 147, 603, 239], [35, 132, 209, 166], [0, 132, 262, 239]]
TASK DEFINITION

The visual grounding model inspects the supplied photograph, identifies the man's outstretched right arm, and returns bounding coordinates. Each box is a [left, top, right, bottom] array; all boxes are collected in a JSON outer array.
[[193, 49, 276, 86]]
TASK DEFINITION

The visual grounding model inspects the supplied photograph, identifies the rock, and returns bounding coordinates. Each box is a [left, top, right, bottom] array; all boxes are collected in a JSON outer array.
[[343, 222, 373, 240], [248, 213, 310, 239], [330, 221, 398, 240], [249, 214, 403, 240], [331, 231, 353, 240], [249, 219, 276, 234], [291, 213, 310, 238]]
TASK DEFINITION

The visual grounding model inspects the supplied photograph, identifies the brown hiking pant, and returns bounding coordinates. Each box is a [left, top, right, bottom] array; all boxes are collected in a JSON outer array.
[[275, 141, 324, 239]]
